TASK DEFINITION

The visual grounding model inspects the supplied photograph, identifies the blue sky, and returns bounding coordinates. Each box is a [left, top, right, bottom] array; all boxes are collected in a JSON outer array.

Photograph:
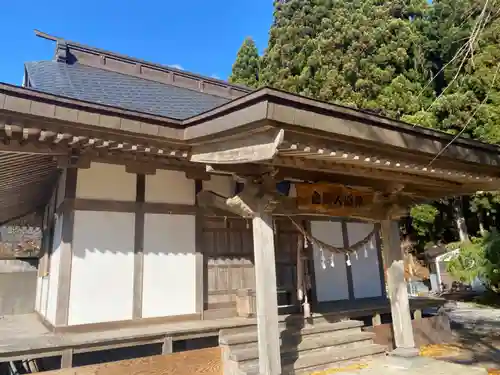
[[1, 1, 273, 85]]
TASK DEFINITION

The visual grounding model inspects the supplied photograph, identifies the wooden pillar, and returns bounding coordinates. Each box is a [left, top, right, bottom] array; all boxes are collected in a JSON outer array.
[[414, 309, 422, 320], [55, 168, 77, 327], [132, 174, 145, 319], [380, 220, 418, 357], [253, 206, 281, 375], [61, 349, 73, 368], [162, 336, 173, 354], [372, 313, 381, 326]]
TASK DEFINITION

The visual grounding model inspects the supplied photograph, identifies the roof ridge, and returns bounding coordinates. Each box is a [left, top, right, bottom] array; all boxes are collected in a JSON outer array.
[[34, 30, 252, 97]]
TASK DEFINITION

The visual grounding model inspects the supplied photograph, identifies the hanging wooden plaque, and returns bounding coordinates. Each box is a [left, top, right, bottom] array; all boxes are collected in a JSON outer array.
[[295, 183, 375, 216]]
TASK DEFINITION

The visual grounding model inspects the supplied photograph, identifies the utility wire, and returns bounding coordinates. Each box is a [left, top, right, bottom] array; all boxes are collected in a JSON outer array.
[[414, 0, 494, 128], [426, 0, 491, 111], [428, 62, 500, 167]]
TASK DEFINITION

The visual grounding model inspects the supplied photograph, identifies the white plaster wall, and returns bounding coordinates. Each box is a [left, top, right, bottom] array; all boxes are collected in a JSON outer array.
[[68, 211, 135, 325], [311, 221, 349, 302], [45, 212, 63, 324], [76, 163, 136, 201], [142, 214, 197, 318], [347, 222, 383, 299], [38, 277, 49, 317], [35, 276, 42, 313], [203, 175, 234, 197], [146, 170, 195, 204]]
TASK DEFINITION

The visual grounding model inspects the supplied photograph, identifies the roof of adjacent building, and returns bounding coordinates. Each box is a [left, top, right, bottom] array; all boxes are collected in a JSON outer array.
[[24, 30, 251, 120], [423, 244, 449, 260]]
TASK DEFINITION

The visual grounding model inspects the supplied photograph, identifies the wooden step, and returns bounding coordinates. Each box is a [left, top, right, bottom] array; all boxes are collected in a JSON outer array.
[[220, 319, 364, 347], [230, 331, 376, 362], [241, 344, 387, 375], [219, 313, 357, 336], [203, 307, 236, 320]]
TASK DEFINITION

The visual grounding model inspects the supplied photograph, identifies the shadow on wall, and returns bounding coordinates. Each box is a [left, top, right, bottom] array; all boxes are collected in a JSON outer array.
[[65, 211, 196, 258]]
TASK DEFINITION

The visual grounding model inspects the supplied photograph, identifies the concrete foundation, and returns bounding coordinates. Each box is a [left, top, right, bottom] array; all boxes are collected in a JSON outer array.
[[364, 315, 454, 350], [0, 260, 37, 315]]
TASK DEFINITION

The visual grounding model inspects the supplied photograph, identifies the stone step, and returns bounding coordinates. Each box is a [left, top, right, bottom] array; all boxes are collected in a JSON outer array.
[[219, 313, 354, 336], [241, 343, 387, 375], [292, 351, 386, 375], [220, 319, 364, 347], [231, 331, 376, 362]]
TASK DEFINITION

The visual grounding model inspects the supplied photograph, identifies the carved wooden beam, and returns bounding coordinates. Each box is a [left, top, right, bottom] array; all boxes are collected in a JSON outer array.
[[197, 185, 417, 222], [125, 162, 156, 175], [185, 170, 211, 181], [197, 190, 254, 218], [197, 186, 280, 219], [228, 181, 280, 216]]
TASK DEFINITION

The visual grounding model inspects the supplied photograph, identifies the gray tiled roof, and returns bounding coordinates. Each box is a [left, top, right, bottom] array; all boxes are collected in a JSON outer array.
[[25, 61, 230, 120]]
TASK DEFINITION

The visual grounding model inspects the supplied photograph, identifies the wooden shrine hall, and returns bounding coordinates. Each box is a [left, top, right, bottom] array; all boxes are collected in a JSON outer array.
[[1, 32, 500, 374]]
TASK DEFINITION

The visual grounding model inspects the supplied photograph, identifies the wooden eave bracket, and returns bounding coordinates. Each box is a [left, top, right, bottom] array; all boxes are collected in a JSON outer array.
[[189, 128, 284, 164], [54, 155, 91, 169]]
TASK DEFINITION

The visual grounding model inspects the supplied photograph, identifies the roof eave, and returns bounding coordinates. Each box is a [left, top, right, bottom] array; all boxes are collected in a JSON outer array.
[[181, 87, 500, 170], [2, 82, 500, 178]]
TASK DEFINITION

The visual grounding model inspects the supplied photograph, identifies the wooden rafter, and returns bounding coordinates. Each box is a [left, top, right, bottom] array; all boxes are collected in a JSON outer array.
[[279, 141, 495, 184]]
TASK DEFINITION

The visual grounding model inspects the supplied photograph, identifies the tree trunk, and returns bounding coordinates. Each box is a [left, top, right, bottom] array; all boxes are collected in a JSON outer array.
[[478, 210, 487, 237], [452, 198, 469, 242]]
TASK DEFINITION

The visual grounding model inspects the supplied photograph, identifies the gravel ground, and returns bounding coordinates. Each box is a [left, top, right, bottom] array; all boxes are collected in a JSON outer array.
[[312, 356, 488, 375], [442, 301, 500, 335], [431, 301, 500, 370]]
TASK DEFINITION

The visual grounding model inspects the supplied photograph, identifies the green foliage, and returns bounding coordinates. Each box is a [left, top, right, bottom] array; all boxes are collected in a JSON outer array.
[[446, 237, 485, 283], [447, 231, 500, 292], [470, 192, 500, 213], [410, 204, 439, 237], [256, 0, 500, 133], [260, 0, 432, 118], [229, 37, 261, 88], [234, 0, 500, 251], [414, 0, 500, 142]]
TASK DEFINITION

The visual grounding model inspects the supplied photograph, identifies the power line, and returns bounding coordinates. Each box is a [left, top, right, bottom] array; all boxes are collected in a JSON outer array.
[[428, 62, 500, 166]]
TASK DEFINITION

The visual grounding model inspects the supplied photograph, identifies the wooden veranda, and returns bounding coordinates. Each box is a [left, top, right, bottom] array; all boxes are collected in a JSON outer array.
[[1, 83, 500, 374]]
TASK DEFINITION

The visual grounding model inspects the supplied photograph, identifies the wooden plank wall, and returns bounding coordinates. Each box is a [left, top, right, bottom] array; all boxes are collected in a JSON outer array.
[[203, 217, 255, 311], [274, 219, 300, 307], [39, 347, 221, 375], [202, 217, 300, 312]]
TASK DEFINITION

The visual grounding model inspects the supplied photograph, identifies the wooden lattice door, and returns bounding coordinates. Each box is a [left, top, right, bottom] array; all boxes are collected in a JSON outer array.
[[202, 217, 255, 312], [201, 216, 302, 314], [274, 218, 300, 309]]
